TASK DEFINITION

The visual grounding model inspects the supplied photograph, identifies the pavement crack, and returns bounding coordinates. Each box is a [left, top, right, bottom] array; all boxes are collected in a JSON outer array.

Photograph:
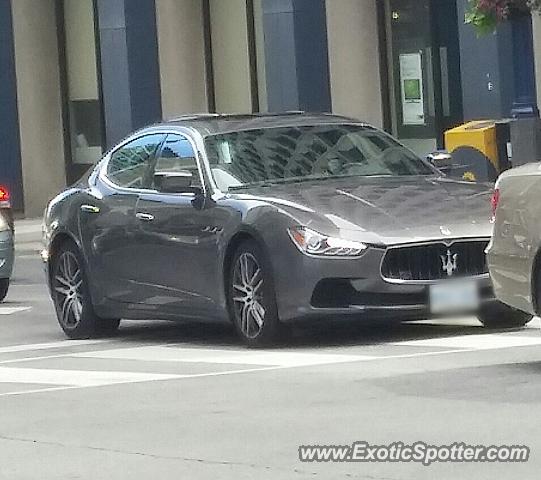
[[0, 434, 403, 478], [0, 434, 340, 476]]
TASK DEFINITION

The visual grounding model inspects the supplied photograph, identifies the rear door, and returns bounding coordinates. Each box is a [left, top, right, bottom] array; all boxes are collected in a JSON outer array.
[[79, 133, 166, 304]]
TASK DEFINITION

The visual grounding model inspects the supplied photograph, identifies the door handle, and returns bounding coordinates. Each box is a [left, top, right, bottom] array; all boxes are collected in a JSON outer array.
[[80, 204, 100, 214], [136, 212, 155, 222]]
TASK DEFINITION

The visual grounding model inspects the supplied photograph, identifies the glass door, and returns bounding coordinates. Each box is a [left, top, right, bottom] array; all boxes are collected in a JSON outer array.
[[385, 0, 463, 156]]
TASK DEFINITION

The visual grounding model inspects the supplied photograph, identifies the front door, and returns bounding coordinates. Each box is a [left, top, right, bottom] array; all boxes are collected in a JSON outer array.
[[385, 0, 463, 156], [133, 133, 226, 318]]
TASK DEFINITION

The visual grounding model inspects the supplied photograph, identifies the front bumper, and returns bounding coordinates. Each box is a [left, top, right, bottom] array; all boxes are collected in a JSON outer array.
[[272, 241, 496, 323], [0, 230, 14, 279]]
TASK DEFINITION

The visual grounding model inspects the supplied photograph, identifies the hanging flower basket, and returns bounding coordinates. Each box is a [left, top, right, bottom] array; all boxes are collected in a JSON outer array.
[[465, 0, 539, 34]]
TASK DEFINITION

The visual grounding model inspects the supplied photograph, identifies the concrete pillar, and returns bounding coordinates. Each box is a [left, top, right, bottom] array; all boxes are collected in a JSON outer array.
[[531, 14, 541, 113], [11, 0, 66, 217], [325, 0, 383, 127], [96, 0, 162, 148], [209, 0, 253, 113], [155, 0, 208, 117]]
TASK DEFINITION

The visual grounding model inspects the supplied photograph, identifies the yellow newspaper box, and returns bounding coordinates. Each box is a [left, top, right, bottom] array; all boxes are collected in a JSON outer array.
[[444, 121, 499, 182]]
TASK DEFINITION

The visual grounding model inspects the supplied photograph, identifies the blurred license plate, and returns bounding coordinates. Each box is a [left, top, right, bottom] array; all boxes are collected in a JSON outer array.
[[429, 281, 480, 314]]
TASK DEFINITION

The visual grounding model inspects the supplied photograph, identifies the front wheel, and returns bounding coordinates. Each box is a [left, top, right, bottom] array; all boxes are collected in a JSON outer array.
[[228, 240, 282, 347], [478, 302, 533, 329], [0, 279, 9, 302], [51, 241, 120, 339]]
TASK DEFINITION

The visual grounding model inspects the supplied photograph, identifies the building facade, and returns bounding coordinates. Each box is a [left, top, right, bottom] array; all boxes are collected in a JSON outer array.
[[1, 0, 540, 216]]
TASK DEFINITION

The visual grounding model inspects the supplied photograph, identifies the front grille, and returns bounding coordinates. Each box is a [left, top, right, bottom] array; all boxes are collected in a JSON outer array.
[[381, 240, 489, 282]]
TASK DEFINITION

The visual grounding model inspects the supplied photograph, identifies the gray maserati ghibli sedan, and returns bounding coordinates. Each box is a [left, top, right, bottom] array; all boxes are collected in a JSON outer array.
[[43, 113, 531, 346]]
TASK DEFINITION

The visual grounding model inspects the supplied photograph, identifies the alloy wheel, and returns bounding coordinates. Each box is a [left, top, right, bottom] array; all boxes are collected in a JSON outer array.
[[54, 251, 84, 329], [232, 252, 265, 339]]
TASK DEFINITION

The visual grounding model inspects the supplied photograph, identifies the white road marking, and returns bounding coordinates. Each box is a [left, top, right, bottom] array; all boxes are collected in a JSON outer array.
[[0, 367, 181, 387], [0, 386, 79, 397], [0, 347, 503, 399], [0, 339, 109, 354], [0, 367, 283, 398], [394, 333, 541, 350], [73, 346, 376, 366], [2, 329, 541, 398], [0, 307, 32, 315]]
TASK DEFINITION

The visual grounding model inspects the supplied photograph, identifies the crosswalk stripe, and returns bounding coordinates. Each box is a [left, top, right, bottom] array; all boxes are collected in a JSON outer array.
[[0, 339, 109, 355], [73, 346, 376, 366], [0, 307, 32, 315], [393, 333, 541, 350], [0, 367, 181, 387]]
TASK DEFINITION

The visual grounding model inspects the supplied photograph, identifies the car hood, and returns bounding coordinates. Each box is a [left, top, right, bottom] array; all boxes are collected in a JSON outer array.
[[231, 176, 494, 246]]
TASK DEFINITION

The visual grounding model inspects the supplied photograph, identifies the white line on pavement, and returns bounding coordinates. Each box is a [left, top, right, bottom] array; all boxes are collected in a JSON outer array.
[[73, 346, 377, 366], [0, 349, 483, 398], [0, 367, 282, 397], [0, 367, 182, 387], [0, 307, 32, 315], [0, 339, 109, 354], [0, 386, 81, 398], [393, 333, 541, 350]]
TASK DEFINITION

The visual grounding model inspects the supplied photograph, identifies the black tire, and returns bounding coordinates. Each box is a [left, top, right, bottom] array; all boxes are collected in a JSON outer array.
[[0, 278, 9, 302], [227, 240, 281, 347], [478, 302, 533, 329], [51, 240, 120, 339]]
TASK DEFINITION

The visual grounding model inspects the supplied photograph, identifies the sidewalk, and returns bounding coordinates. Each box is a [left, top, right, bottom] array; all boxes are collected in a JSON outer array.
[[14, 218, 43, 256]]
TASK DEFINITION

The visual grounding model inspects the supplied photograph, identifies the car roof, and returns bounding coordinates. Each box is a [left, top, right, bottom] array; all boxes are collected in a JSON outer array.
[[158, 112, 370, 136]]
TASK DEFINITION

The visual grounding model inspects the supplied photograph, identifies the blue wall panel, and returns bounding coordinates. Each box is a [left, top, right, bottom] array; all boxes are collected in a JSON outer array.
[[0, 0, 24, 210], [262, 0, 331, 113], [96, 0, 162, 148]]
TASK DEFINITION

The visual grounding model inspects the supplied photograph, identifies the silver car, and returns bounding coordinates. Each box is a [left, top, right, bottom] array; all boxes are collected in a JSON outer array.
[[487, 162, 541, 322], [0, 185, 14, 302]]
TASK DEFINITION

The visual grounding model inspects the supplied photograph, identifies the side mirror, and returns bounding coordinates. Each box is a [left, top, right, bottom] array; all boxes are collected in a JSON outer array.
[[426, 150, 452, 168], [154, 171, 203, 195]]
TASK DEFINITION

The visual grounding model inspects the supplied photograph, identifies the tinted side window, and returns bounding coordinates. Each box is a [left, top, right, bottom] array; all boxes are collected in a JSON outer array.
[[107, 134, 164, 188], [153, 134, 202, 187]]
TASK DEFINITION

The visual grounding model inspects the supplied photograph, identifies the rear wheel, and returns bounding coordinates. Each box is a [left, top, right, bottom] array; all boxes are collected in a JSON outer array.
[[0, 279, 9, 302], [51, 241, 120, 339], [228, 240, 281, 347], [478, 302, 533, 329]]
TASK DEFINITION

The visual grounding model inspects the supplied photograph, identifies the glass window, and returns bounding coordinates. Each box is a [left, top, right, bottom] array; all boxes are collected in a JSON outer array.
[[63, 0, 104, 165], [205, 125, 436, 191], [152, 135, 202, 187], [107, 134, 165, 188]]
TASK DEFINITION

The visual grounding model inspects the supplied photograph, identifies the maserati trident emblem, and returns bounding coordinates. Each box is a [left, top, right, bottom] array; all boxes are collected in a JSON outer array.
[[441, 250, 458, 276], [439, 225, 452, 236]]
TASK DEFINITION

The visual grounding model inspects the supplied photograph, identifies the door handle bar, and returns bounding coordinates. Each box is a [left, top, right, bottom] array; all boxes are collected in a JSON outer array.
[[136, 212, 155, 222], [80, 204, 100, 214]]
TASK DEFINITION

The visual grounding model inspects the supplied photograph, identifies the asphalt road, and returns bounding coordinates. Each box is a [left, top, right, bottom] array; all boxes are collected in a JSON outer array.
[[1, 221, 541, 479]]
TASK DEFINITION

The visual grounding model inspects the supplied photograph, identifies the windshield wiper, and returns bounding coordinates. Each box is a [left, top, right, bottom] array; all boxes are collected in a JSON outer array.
[[228, 176, 326, 190]]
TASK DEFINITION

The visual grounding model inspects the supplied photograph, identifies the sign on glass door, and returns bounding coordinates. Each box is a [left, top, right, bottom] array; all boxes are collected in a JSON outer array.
[[399, 52, 425, 126]]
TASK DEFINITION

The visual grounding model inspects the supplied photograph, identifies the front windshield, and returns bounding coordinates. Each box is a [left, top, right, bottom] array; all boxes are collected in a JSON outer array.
[[204, 124, 437, 191]]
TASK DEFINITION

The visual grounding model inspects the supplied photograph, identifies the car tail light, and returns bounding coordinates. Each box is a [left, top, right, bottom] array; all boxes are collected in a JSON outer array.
[[490, 188, 500, 221], [0, 186, 9, 204]]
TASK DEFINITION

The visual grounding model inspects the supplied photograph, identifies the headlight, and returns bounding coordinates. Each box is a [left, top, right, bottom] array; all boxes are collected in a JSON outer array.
[[288, 226, 367, 257]]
